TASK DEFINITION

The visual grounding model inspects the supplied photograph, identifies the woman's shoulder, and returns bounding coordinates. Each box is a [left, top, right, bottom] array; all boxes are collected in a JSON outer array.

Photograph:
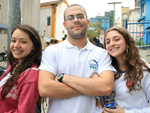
[[141, 58, 150, 70], [140, 58, 150, 83], [19, 64, 39, 83], [26, 64, 38, 71]]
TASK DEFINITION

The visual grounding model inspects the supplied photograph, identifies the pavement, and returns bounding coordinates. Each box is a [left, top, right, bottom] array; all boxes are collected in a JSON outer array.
[[139, 49, 150, 62]]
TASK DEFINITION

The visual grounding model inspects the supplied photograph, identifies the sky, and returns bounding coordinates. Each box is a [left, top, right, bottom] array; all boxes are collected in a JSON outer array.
[[40, 0, 135, 19]]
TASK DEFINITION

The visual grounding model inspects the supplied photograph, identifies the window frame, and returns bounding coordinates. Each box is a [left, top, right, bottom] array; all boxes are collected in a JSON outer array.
[[47, 17, 51, 26], [141, 3, 145, 16]]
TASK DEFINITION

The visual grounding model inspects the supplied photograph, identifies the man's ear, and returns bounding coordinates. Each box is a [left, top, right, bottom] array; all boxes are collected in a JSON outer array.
[[87, 19, 90, 27], [63, 22, 67, 30]]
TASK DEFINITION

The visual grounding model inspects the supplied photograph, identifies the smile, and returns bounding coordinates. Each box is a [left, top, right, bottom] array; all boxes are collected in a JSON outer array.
[[13, 50, 22, 54], [72, 24, 82, 29], [110, 47, 119, 51]]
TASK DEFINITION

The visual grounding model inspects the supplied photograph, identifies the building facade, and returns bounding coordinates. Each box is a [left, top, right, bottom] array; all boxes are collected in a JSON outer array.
[[0, 0, 8, 53], [136, 0, 150, 44], [105, 10, 114, 27], [40, 0, 68, 42], [127, 8, 140, 41], [121, 7, 129, 28], [90, 10, 114, 32], [0, 0, 40, 52]]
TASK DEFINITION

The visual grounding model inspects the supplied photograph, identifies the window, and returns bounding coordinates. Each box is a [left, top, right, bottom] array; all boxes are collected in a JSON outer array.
[[3, 29, 7, 34], [47, 17, 51, 25], [0, 29, 7, 34], [142, 3, 145, 16], [0, 28, 2, 34]]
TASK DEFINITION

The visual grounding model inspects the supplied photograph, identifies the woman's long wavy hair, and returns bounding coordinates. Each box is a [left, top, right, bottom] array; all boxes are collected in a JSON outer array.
[[104, 27, 150, 93], [1, 24, 42, 99]]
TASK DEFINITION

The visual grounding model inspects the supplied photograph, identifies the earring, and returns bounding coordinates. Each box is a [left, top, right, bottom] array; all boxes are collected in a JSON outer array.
[[126, 48, 128, 56]]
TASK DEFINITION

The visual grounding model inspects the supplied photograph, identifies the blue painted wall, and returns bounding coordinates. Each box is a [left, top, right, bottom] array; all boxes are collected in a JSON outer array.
[[138, 0, 150, 44]]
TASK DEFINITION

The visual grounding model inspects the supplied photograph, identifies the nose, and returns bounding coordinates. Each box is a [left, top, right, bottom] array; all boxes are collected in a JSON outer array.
[[14, 41, 20, 47], [74, 16, 79, 22], [73, 16, 80, 22], [110, 40, 115, 46]]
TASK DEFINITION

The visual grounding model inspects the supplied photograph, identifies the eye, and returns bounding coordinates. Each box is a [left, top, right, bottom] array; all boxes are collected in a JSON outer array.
[[77, 14, 85, 20], [66, 15, 74, 21], [114, 38, 120, 42], [11, 39, 16, 43], [20, 41, 27, 44], [105, 40, 110, 45]]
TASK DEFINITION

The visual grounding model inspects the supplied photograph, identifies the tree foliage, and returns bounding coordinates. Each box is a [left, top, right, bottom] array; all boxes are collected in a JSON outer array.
[[87, 22, 102, 42]]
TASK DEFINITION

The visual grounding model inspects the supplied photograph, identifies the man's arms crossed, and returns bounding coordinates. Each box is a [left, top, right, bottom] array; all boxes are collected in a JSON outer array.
[[38, 70, 114, 99]]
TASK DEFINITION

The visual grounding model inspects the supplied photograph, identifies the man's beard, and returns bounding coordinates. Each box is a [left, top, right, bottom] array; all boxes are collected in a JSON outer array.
[[68, 24, 87, 39], [68, 30, 87, 39]]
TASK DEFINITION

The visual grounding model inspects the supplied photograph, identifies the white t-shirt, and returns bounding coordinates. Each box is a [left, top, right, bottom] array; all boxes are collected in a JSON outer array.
[[0, 73, 12, 88], [115, 59, 150, 113], [39, 39, 115, 113]]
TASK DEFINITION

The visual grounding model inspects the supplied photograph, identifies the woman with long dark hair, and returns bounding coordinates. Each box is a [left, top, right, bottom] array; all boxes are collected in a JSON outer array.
[[0, 24, 42, 113], [103, 27, 150, 113]]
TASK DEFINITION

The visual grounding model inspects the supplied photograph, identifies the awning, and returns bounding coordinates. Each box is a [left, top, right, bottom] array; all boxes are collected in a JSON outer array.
[[0, 24, 8, 29], [146, 26, 150, 30], [138, 16, 145, 22]]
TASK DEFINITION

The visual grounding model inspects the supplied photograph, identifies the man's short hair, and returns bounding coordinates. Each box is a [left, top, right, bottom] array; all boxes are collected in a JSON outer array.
[[64, 4, 87, 21]]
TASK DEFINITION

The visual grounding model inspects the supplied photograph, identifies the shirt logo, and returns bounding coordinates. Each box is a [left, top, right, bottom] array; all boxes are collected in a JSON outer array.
[[5, 84, 17, 100], [89, 59, 98, 71]]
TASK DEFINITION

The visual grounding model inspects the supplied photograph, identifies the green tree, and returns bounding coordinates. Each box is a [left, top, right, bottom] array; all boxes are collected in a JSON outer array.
[[87, 22, 102, 42]]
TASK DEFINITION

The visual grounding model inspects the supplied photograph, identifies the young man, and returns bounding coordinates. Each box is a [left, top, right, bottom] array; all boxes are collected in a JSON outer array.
[[38, 4, 115, 113]]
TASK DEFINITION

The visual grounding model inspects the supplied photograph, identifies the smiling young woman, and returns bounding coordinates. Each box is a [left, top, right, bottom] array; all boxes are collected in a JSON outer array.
[[0, 24, 42, 113], [102, 27, 150, 113]]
